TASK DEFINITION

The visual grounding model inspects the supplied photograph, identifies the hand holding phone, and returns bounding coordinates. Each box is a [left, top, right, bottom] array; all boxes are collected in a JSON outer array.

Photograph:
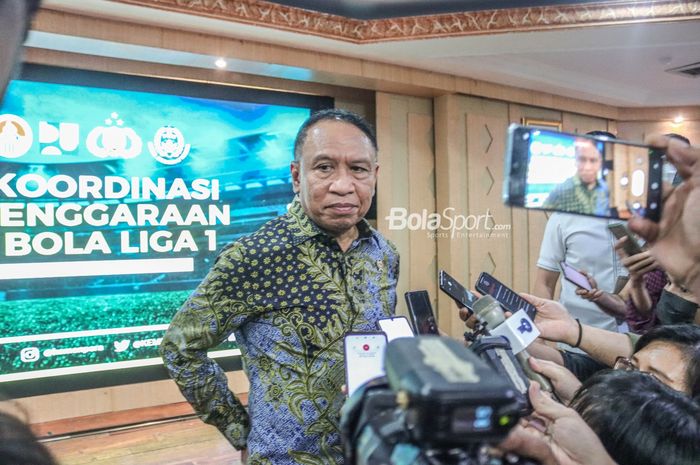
[[438, 269, 478, 316], [608, 222, 644, 257], [404, 290, 439, 335], [344, 332, 387, 397], [474, 272, 537, 320], [504, 124, 663, 221], [559, 261, 593, 291]]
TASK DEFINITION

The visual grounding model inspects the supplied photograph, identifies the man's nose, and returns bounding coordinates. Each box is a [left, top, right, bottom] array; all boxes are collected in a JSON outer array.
[[328, 168, 355, 193]]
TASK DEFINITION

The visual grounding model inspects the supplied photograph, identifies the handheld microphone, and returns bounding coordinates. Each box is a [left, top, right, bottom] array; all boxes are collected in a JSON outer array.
[[473, 295, 554, 393]]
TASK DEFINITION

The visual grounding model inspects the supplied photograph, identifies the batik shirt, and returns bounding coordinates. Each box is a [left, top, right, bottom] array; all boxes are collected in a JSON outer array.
[[160, 198, 399, 465], [542, 174, 609, 216]]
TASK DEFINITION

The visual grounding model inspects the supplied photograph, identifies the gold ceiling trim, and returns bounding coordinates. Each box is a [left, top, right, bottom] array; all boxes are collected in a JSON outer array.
[[111, 0, 700, 43]]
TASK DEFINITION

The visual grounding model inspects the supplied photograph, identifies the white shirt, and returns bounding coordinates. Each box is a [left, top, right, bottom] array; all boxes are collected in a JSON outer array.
[[537, 213, 628, 333]]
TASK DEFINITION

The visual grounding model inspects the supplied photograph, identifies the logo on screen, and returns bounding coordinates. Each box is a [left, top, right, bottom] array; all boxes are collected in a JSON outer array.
[[0, 114, 33, 159], [113, 339, 131, 353], [39, 121, 80, 157], [86, 112, 142, 159], [20, 347, 40, 363], [148, 125, 191, 165]]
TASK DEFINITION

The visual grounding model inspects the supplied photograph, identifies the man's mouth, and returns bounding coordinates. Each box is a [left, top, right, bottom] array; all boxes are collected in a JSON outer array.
[[327, 203, 357, 214]]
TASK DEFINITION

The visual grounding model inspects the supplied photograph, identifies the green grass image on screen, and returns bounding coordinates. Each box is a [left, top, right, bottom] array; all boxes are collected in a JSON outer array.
[[0, 290, 192, 337], [0, 290, 240, 375]]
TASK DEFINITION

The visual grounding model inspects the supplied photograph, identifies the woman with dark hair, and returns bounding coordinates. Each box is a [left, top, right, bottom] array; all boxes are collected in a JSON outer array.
[[0, 411, 58, 465], [632, 324, 700, 400], [570, 370, 700, 465]]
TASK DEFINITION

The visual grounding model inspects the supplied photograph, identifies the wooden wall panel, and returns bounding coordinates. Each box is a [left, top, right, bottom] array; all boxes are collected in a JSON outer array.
[[434, 95, 511, 338], [375, 92, 436, 317]]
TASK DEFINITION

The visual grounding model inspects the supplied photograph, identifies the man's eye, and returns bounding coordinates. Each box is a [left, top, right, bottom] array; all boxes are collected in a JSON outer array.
[[316, 164, 332, 172], [351, 166, 369, 173]]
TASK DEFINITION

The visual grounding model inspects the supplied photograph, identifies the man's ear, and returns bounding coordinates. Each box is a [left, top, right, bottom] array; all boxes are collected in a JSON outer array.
[[291, 161, 301, 193]]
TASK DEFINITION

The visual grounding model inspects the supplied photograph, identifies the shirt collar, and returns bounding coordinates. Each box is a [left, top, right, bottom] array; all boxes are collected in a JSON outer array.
[[287, 196, 375, 247]]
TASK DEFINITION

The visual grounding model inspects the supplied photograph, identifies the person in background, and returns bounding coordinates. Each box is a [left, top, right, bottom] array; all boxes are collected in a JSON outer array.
[[569, 370, 700, 465], [535, 131, 628, 344], [524, 290, 700, 401], [543, 137, 609, 216], [161, 109, 399, 465], [628, 134, 700, 299], [0, 411, 59, 465]]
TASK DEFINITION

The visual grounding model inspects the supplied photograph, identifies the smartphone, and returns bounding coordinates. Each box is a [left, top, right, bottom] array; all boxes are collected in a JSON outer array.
[[504, 124, 663, 221], [344, 332, 388, 397], [607, 222, 644, 256], [559, 261, 593, 291], [404, 290, 440, 335], [474, 272, 536, 320], [377, 316, 415, 342], [438, 269, 479, 315]]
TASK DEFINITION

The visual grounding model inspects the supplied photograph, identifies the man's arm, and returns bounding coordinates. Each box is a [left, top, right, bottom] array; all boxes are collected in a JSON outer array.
[[522, 293, 634, 367], [160, 244, 251, 450], [534, 267, 560, 300]]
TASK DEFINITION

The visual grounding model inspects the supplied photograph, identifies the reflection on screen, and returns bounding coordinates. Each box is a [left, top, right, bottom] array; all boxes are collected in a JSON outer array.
[[377, 317, 415, 342], [344, 334, 387, 397], [524, 130, 651, 218]]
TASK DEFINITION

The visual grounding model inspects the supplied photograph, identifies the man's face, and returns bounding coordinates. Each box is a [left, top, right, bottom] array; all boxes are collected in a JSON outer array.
[[291, 119, 378, 236], [575, 141, 602, 186], [0, 0, 29, 101], [633, 341, 688, 393]]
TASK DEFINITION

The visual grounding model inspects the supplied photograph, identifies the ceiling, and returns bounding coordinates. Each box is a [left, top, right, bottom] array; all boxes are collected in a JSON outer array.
[[30, 0, 700, 108]]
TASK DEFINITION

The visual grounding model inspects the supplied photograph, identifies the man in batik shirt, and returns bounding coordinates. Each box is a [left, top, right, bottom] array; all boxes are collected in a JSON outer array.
[[543, 138, 609, 216], [161, 109, 399, 465]]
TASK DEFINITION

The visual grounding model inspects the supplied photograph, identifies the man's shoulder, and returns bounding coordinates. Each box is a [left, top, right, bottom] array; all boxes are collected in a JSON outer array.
[[216, 212, 293, 261]]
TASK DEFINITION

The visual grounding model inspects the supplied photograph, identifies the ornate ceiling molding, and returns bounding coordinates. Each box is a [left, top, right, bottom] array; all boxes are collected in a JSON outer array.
[[111, 0, 700, 43]]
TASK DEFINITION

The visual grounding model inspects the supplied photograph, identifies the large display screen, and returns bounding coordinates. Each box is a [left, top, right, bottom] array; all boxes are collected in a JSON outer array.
[[0, 65, 331, 396]]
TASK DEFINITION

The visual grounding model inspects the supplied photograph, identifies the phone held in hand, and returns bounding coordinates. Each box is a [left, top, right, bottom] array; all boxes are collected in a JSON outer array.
[[377, 316, 415, 342], [438, 269, 479, 316], [503, 124, 663, 221], [474, 272, 537, 320], [404, 290, 440, 335], [608, 222, 644, 256], [560, 261, 593, 291], [343, 332, 388, 397]]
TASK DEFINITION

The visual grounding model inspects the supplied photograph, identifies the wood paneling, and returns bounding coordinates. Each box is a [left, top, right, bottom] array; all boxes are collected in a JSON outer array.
[[376, 92, 436, 316]]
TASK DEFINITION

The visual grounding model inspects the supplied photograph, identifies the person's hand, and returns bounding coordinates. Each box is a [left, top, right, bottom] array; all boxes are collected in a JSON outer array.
[[628, 135, 700, 295], [500, 382, 617, 465], [241, 448, 249, 465], [614, 240, 658, 284], [528, 357, 582, 405], [520, 293, 578, 346], [574, 271, 603, 302]]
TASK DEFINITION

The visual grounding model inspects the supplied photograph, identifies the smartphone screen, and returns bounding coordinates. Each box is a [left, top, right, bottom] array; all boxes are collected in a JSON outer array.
[[474, 272, 536, 319], [560, 262, 593, 291], [404, 290, 440, 335], [377, 316, 414, 342], [344, 332, 388, 397], [504, 124, 663, 221], [438, 269, 478, 315], [608, 222, 644, 256]]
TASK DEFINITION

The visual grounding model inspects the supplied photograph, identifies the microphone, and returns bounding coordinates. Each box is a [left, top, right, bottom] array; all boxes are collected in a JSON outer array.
[[473, 295, 554, 393]]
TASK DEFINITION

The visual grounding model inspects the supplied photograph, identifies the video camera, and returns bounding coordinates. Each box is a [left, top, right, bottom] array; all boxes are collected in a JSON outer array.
[[340, 336, 538, 465]]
